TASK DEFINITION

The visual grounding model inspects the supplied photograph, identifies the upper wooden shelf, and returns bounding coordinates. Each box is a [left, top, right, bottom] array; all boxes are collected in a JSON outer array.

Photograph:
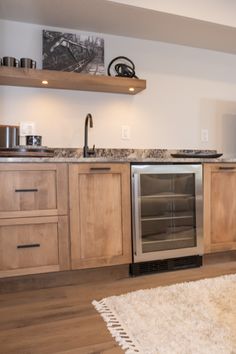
[[0, 67, 146, 95]]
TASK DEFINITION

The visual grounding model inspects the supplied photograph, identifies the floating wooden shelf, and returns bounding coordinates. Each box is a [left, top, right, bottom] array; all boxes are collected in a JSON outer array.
[[0, 67, 146, 95]]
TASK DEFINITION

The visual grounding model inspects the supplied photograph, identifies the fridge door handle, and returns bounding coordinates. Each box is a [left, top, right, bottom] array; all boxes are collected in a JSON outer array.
[[132, 173, 141, 257]]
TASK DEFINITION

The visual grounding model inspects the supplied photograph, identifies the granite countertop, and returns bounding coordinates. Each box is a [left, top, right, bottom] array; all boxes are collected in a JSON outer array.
[[0, 148, 234, 163]]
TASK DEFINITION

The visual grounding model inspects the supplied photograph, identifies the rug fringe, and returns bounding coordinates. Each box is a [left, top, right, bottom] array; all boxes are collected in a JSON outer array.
[[92, 299, 140, 354]]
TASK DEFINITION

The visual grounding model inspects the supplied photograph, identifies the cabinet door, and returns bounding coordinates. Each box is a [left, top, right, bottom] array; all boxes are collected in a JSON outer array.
[[69, 163, 132, 269], [204, 164, 236, 253], [0, 216, 70, 278], [0, 164, 68, 218]]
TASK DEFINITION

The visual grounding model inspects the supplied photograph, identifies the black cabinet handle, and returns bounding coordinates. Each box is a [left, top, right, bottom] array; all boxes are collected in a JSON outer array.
[[17, 243, 40, 249], [15, 188, 38, 193], [90, 167, 111, 171], [218, 167, 235, 170]]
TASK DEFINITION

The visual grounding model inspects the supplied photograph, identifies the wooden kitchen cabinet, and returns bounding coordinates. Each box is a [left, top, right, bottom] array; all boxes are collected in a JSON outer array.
[[0, 163, 70, 278], [0, 163, 68, 219], [69, 163, 132, 269], [204, 163, 236, 253], [0, 216, 69, 278]]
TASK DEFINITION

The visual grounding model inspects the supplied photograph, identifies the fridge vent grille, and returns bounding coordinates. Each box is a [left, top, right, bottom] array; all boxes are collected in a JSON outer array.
[[130, 255, 202, 276]]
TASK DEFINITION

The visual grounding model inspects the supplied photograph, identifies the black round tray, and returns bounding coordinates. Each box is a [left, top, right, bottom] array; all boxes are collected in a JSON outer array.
[[171, 153, 223, 158]]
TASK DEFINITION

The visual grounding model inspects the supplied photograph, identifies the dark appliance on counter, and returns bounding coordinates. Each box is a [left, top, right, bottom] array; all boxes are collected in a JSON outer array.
[[0, 124, 20, 148], [130, 164, 203, 276], [0, 126, 53, 157], [26, 135, 42, 146]]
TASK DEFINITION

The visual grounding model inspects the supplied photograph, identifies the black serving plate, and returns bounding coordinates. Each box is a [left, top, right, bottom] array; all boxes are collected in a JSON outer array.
[[0, 146, 54, 157], [171, 152, 223, 158]]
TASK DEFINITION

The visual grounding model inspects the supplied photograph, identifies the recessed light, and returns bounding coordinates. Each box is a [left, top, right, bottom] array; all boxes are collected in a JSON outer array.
[[129, 87, 135, 92], [42, 80, 48, 85]]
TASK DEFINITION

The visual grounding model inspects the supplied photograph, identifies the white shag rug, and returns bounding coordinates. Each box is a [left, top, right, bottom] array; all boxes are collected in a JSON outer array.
[[92, 274, 236, 354]]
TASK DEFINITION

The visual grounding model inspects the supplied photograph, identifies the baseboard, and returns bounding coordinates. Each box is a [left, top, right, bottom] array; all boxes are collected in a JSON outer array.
[[203, 251, 236, 265], [0, 264, 130, 294], [2, 251, 235, 294]]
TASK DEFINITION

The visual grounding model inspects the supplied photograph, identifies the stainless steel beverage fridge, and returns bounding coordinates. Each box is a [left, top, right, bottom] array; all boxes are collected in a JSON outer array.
[[131, 164, 203, 275]]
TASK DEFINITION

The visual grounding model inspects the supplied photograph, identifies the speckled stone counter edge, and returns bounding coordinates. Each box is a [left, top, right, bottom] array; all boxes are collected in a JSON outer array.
[[0, 148, 232, 163], [52, 148, 216, 159]]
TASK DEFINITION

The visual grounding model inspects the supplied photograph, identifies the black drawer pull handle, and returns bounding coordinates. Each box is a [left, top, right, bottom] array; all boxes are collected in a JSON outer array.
[[17, 243, 40, 249], [15, 188, 38, 193], [218, 167, 235, 170], [90, 167, 111, 171]]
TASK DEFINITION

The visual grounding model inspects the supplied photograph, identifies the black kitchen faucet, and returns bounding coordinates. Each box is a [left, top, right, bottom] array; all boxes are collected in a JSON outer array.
[[83, 113, 96, 157]]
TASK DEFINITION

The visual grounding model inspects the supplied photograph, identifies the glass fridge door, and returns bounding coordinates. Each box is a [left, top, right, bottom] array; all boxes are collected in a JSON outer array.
[[132, 165, 202, 262]]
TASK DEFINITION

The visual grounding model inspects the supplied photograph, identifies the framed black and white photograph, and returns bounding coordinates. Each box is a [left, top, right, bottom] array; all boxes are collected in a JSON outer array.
[[42, 30, 105, 75]]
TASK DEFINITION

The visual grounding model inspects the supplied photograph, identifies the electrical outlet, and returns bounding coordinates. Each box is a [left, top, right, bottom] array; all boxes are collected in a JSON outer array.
[[201, 129, 209, 142], [20, 121, 35, 136], [121, 125, 130, 140]]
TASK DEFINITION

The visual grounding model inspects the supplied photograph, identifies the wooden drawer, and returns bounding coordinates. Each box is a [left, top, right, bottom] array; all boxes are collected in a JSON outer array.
[[0, 164, 68, 218], [72, 163, 125, 174], [0, 216, 70, 277]]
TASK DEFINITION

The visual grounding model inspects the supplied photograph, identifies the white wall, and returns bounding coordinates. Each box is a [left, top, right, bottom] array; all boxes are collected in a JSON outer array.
[[1, 19, 236, 153], [108, 0, 236, 27]]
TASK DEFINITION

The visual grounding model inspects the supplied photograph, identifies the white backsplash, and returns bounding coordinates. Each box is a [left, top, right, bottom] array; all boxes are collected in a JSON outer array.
[[1, 19, 236, 154]]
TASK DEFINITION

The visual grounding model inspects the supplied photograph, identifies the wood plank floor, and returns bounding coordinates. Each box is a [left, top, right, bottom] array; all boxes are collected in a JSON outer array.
[[0, 260, 236, 354]]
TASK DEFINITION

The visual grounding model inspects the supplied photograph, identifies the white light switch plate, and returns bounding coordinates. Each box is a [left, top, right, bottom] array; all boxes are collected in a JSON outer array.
[[121, 125, 130, 140], [201, 129, 209, 142], [20, 121, 35, 136]]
